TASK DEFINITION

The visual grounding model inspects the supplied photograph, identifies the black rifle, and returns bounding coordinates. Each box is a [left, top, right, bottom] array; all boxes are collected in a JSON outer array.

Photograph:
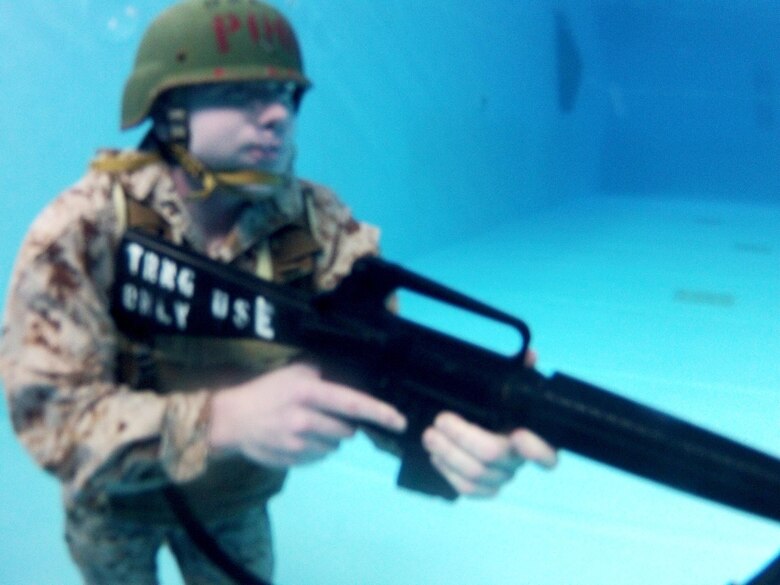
[[740, 551, 780, 585], [112, 228, 780, 521]]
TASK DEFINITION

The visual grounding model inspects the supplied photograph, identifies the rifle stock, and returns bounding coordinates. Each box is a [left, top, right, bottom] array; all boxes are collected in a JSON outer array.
[[112, 228, 780, 521]]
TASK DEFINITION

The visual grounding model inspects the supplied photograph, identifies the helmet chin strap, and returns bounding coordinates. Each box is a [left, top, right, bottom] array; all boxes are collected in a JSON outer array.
[[150, 104, 288, 200], [166, 143, 287, 199]]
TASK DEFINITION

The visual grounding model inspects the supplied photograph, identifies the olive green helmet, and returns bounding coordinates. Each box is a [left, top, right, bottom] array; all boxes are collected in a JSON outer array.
[[121, 0, 311, 130]]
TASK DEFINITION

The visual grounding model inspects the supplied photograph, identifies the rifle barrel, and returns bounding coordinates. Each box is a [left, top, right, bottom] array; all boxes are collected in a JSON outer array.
[[514, 371, 780, 522]]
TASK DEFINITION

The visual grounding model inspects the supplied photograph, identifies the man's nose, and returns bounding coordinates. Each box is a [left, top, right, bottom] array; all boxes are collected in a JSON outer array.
[[248, 100, 291, 130]]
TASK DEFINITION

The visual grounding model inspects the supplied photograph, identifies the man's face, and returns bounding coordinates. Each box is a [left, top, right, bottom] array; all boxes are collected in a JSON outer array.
[[186, 81, 297, 174]]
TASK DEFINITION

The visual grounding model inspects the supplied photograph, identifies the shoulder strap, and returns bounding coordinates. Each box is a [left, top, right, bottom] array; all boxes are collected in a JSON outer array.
[[264, 186, 322, 288], [111, 179, 169, 389], [112, 179, 172, 238]]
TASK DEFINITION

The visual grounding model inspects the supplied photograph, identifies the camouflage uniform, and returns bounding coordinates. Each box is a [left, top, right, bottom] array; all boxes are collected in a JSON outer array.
[[0, 149, 380, 584]]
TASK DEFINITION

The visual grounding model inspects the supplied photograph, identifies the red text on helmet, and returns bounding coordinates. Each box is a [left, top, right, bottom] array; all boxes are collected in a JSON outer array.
[[213, 12, 296, 55]]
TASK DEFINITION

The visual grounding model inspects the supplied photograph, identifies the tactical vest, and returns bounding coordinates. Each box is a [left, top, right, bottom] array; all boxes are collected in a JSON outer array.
[[113, 182, 323, 391], [108, 170, 323, 522]]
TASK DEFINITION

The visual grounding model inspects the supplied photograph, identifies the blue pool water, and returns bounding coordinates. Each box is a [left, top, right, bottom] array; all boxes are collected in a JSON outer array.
[[1, 2, 779, 584]]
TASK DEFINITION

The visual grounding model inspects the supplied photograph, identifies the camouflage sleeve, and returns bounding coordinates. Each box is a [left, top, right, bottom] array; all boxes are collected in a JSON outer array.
[[304, 181, 381, 291], [301, 182, 406, 458], [0, 173, 211, 506]]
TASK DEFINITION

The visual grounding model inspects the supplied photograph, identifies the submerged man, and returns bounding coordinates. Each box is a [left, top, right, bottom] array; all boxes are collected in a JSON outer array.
[[0, 1, 556, 583]]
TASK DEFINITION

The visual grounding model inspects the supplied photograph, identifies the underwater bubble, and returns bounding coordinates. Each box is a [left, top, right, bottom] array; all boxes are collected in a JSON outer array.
[[96, 3, 140, 43]]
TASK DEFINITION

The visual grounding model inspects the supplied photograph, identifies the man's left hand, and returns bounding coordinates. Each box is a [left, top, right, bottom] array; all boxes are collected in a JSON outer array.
[[422, 412, 558, 497]]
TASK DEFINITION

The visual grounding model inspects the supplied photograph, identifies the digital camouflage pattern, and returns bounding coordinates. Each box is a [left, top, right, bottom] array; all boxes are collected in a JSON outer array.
[[0, 150, 380, 582]]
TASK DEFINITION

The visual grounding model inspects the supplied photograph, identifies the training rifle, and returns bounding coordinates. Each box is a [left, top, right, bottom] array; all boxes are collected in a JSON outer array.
[[111, 227, 780, 521]]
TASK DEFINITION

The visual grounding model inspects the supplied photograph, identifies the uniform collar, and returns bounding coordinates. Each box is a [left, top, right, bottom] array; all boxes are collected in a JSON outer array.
[[95, 148, 309, 264], [208, 181, 308, 263]]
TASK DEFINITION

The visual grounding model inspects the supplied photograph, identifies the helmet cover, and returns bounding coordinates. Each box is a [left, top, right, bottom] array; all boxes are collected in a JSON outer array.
[[121, 0, 311, 129]]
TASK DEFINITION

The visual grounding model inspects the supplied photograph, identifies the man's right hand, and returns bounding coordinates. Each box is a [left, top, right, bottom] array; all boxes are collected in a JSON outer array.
[[208, 363, 407, 467]]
